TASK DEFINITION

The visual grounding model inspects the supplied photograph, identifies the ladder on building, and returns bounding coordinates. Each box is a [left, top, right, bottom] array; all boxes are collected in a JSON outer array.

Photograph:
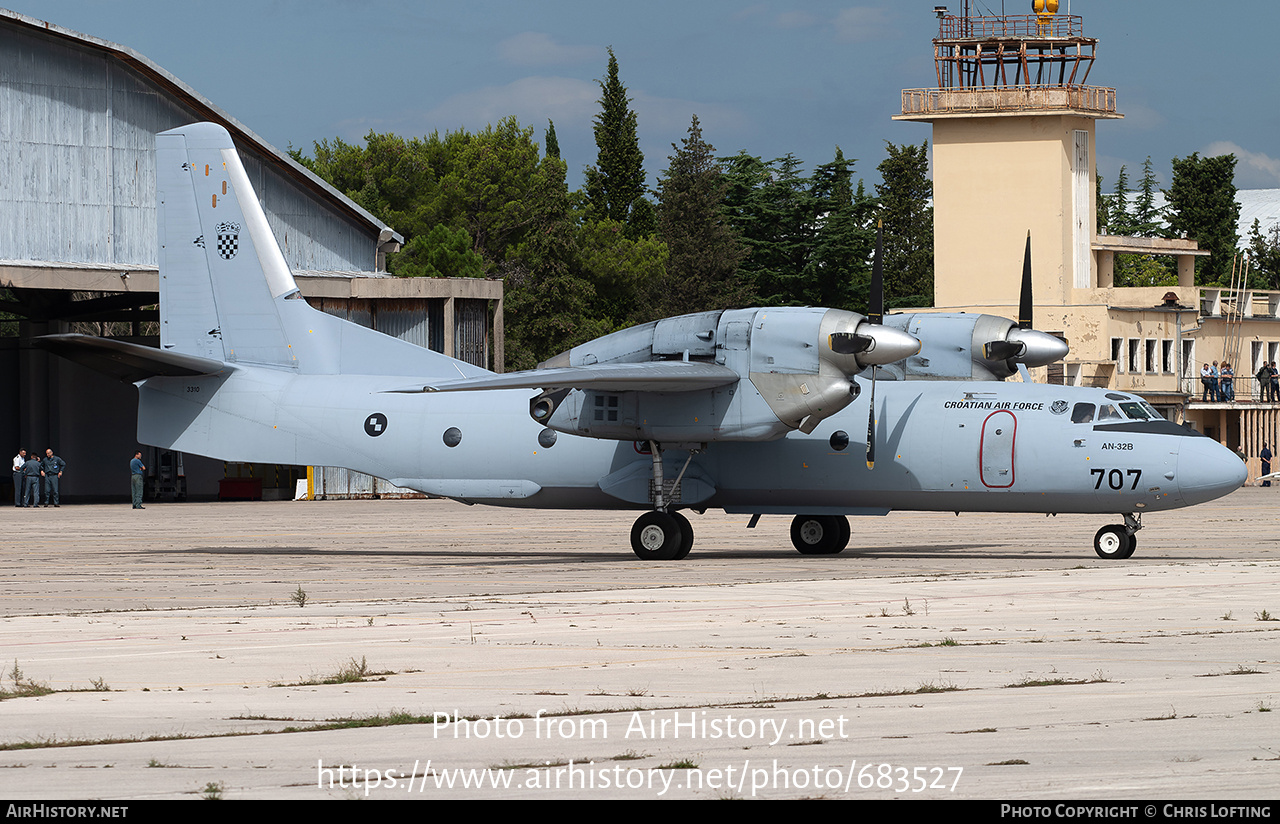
[[1222, 252, 1251, 394]]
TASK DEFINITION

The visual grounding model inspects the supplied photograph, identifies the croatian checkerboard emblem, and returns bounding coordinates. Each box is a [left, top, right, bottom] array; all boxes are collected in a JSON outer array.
[[364, 413, 388, 437], [216, 222, 240, 260]]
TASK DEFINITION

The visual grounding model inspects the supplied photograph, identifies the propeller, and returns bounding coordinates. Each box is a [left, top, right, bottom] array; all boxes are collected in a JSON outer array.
[[981, 232, 1069, 368], [826, 223, 917, 365], [866, 221, 884, 469]]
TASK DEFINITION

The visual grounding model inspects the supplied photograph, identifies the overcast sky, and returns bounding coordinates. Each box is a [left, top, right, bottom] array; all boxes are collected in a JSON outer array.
[[9, 1, 1280, 193]]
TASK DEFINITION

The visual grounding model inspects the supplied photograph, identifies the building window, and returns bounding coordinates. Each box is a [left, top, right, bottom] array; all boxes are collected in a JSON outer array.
[[1128, 339, 1140, 374], [1111, 338, 1124, 372], [1145, 339, 1158, 373], [1162, 340, 1174, 374]]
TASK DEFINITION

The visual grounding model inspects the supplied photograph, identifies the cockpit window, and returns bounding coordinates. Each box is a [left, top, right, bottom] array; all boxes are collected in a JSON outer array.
[[1141, 402, 1164, 420], [1071, 403, 1096, 423], [1119, 402, 1151, 420], [1097, 404, 1124, 422]]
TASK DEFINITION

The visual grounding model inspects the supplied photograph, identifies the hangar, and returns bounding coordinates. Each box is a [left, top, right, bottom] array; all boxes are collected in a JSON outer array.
[[1, 9, 503, 502]]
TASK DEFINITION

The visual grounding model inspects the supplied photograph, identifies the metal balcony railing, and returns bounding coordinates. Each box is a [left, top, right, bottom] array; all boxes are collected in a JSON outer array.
[[901, 85, 1116, 115], [937, 15, 1086, 40]]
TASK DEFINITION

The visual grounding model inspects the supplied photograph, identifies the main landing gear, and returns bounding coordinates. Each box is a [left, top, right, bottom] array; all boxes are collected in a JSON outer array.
[[629, 441, 697, 561], [789, 514, 851, 555], [1094, 512, 1141, 559]]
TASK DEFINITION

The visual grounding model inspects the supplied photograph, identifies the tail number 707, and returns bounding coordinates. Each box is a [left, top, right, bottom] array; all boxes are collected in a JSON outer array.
[[1091, 468, 1142, 491]]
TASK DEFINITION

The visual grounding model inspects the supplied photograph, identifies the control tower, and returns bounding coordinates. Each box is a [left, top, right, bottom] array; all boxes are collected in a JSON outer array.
[[895, 1, 1121, 310]]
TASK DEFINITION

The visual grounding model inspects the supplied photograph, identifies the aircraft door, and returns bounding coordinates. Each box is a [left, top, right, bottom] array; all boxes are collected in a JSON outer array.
[[979, 410, 1017, 488]]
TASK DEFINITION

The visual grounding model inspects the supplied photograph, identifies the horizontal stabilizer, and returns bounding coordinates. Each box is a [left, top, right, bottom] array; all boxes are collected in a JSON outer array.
[[387, 361, 741, 394], [36, 333, 233, 383]]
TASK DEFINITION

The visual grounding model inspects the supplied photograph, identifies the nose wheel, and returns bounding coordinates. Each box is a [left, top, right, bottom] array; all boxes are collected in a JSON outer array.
[[1094, 513, 1141, 559]]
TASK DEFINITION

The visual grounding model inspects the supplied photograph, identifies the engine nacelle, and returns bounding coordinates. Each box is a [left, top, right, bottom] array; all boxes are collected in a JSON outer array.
[[532, 306, 919, 442], [880, 313, 1068, 381]]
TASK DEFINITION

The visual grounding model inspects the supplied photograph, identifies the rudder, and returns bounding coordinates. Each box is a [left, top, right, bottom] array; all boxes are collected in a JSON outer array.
[[157, 123, 298, 368]]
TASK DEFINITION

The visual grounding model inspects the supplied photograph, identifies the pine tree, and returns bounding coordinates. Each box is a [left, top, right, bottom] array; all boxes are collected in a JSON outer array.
[[583, 48, 646, 233], [652, 115, 750, 317], [722, 153, 816, 305], [544, 120, 560, 160], [876, 141, 934, 307], [1113, 156, 1176, 287], [1166, 152, 1240, 285], [804, 147, 873, 312]]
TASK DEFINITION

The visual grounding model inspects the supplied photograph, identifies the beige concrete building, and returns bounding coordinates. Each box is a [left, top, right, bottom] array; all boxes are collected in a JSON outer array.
[[896, 8, 1279, 482]]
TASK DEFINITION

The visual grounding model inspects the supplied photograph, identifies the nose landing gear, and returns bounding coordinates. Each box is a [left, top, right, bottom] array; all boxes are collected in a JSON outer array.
[[1094, 512, 1141, 559]]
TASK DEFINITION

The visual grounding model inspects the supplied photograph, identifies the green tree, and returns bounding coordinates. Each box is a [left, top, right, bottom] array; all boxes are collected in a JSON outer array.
[[876, 141, 933, 307], [1166, 152, 1240, 285], [544, 120, 560, 160], [583, 47, 647, 234], [722, 152, 816, 306], [1111, 157, 1176, 287], [293, 119, 557, 279], [805, 148, 874, 312], [503, 151, 609, 370], [394, 225, 485, 278], [1248, 219, 1280, 291], [652, 115, 750, 317], [1096, 173, 1110, 234]]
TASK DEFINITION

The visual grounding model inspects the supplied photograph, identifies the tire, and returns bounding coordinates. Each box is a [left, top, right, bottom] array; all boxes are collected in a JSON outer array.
[[1094, 525, 1132, 559], [631, 511, 682, 561], [670, 511, 695, 560], [791, 514, 844, 555]]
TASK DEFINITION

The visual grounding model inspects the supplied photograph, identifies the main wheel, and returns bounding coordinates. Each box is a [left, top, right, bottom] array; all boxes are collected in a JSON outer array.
[[1093, 525, 1135, 559], [631, 511, 683, 561], [791, 514, 846, 555], [670, 511, 695, 560], [834, 515, 851, 552]]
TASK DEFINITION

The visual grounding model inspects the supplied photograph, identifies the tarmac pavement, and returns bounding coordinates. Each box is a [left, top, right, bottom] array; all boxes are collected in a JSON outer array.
[[0, 490, 1277, 799]]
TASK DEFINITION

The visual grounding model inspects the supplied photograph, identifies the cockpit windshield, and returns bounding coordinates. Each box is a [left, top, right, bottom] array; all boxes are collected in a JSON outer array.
[[1119, 402, 1151, 420]]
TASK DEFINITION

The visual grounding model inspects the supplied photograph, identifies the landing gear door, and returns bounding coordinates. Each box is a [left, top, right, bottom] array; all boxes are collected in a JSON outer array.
[[980, 410, 1017, 488]]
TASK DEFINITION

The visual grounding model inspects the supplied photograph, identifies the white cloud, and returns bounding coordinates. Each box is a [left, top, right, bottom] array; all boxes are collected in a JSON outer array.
[[1201, 141, 1280, 188], [832, 7, 893, 43], [425, 76, 601, 130], [498, 32, 601, 67]]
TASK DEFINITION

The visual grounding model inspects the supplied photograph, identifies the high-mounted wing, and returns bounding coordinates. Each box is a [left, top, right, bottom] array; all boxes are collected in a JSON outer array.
[[386, 360, 740, 394]]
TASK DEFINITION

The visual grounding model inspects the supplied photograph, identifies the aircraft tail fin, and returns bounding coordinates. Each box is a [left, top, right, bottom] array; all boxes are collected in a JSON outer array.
[[154, 123, 492, 381], [156, 123, 300, 368]]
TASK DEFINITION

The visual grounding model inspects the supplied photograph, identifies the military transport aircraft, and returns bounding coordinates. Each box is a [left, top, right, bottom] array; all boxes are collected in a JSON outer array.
[[39, 123, 1247, 561]]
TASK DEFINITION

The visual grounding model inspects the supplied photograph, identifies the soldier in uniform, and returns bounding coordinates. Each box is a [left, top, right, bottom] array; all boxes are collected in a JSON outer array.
[[22, 451, 42, 507], [41, 448, 66, 507]]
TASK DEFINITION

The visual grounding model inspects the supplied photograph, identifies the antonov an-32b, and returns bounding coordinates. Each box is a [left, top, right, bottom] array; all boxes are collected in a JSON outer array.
[[40, 124, 1247, 561]]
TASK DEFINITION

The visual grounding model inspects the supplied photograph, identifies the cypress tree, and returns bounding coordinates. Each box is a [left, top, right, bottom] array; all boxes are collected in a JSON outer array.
[[583, 48, 647, 233], [653, 115, 750, 316]]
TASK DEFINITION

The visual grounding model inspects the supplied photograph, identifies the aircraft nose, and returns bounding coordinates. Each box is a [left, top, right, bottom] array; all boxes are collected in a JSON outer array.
[[1176, 436, 1248, 505]]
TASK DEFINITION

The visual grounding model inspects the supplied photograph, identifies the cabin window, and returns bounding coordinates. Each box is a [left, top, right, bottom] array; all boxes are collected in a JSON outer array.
[[593, 394, 620, 423], [1098, 404, 1124, 422]]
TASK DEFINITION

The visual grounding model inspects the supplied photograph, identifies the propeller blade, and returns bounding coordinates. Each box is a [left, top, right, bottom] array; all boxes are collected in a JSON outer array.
[[869, 220, 884, 326], [1019, 230, 1033, 330], [865, 367, 877, 470]]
